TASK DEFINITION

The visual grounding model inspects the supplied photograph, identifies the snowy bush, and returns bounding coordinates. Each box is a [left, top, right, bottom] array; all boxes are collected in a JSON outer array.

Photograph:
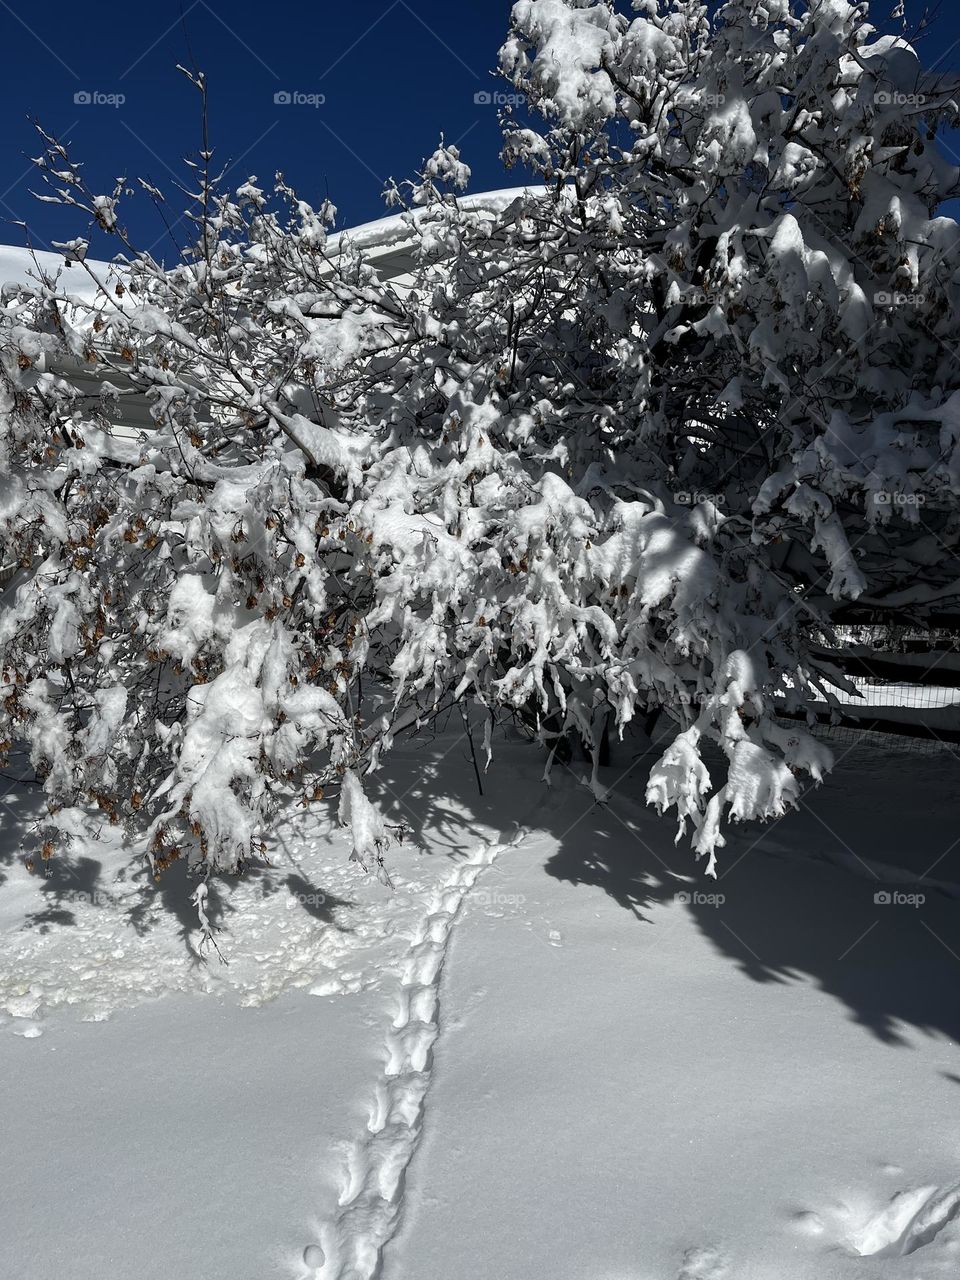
[[2, 2, 960, 911]]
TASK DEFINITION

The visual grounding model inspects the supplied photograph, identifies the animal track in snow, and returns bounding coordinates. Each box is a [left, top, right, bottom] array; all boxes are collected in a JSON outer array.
[[303, 1243, 326, 1270], [677, 1244, 730, 1279], [848, 1185, 939, 1256], [864, 1178, 960, 1257], [787, 1209, 826, 1237], [820, 1174, 960, 1259], [319, 825, 530, 1280]]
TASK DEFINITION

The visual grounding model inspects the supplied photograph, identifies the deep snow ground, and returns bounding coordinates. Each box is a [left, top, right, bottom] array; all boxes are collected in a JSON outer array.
[[389, 736, 960, 1280], [0, 718, 958, 1279], [0, 992, 381, 1279]]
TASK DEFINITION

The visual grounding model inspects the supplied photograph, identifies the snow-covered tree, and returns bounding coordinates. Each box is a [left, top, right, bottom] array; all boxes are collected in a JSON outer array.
[[2, 2, 959, 916]]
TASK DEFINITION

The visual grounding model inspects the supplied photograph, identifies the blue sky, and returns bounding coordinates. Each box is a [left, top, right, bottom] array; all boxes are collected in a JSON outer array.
[[1, 1, 959, 258]]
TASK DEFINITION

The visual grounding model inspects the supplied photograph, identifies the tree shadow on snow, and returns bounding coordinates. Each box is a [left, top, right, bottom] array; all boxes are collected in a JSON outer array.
[[0, 751, 53, 890], [283, 872, 356, 925], [124, 857, 215, 963], [22, 855, 105, 931], [538, 727, 960, 1049], [361, 717, 508, 866], [123, 855, 355, 960]]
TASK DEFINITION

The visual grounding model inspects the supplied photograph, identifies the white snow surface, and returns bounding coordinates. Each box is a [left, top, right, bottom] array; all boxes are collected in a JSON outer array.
[[0, 722, 958, 1279], [0, 244, 113, 298]]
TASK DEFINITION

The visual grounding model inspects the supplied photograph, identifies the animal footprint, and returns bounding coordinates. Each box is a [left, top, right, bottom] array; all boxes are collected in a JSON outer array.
[[677, 1244, 729, 1279], [303, 1242, 325, 1270], [848, 1185, 937, 1256], [826, 1173, 960, 1258], [896, 1178, 960, 1255], [787, 1209, 825, 1237]]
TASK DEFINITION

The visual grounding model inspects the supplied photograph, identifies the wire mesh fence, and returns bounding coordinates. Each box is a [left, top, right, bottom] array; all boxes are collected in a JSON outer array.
[[776, 715, 957, 759], [795, 623, 960, 754], [811, 679, 960, 714]]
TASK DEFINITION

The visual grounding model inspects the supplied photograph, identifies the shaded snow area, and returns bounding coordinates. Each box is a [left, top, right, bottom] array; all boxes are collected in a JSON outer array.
[[1, 723, 959, 1279]]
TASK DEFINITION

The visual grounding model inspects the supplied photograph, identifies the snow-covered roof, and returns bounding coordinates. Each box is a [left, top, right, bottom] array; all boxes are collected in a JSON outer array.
[[324, 187, 534, 278], [0, 186, 535, 291], [0, 244, 112, 299]]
